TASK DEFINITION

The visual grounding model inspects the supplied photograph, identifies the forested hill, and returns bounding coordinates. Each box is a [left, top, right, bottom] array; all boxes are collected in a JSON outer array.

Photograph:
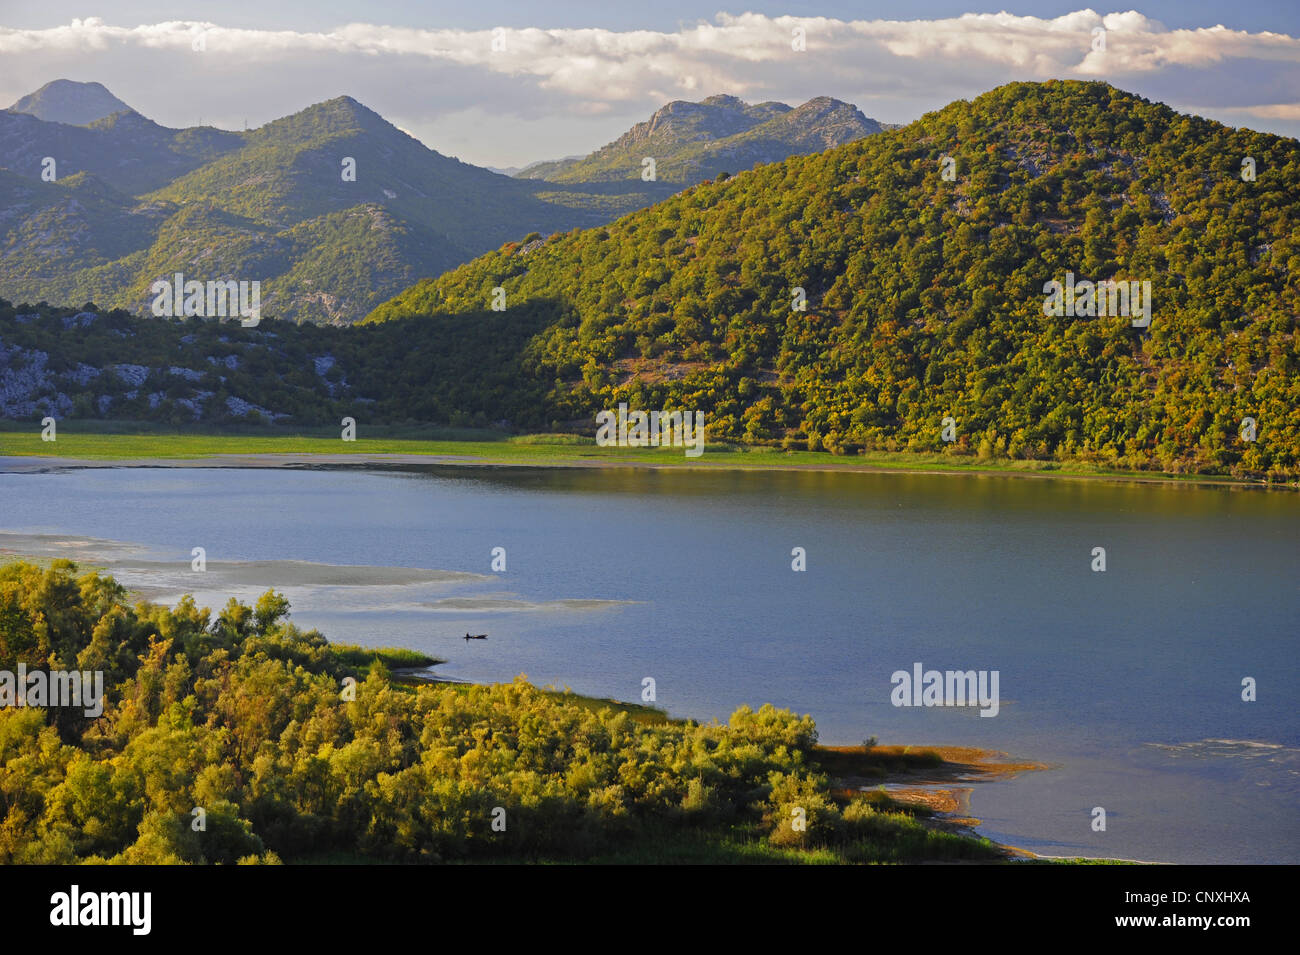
[[366, 81, 1300, 478]]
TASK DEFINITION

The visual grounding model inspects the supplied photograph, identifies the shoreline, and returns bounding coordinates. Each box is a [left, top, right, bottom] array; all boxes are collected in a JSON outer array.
[[0, 455, 1237, 864], [392, 670, 1137, 864], [1, 449, 1293, 491], [0, 553, 1144, 864]]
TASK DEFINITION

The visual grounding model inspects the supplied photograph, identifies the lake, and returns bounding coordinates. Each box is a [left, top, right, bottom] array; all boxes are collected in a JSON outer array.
[[1, 460, 1296, 863]]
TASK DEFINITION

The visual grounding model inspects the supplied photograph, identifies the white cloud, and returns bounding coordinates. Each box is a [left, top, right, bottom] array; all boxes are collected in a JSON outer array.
[[3, 11, 1297, 94], [2, 11, 1295, 164], [1192, 102, 1300, 121]]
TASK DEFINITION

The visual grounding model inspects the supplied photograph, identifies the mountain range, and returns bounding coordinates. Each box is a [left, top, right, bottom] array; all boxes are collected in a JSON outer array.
[[2, 80, 1296, 478], [518, 94, 882, 185], [0, 83, 883, 324]]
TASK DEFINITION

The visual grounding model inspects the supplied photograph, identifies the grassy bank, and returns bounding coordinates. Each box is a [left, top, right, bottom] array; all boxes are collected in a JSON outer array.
[[0, 424, 1289, 487], [330, 644, 443, 674]]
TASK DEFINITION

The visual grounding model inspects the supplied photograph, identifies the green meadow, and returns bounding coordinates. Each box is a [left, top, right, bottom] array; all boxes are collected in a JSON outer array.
[[0, 423, 1276, 486]]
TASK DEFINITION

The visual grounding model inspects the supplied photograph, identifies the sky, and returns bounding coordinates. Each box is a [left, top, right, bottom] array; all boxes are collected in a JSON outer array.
[[1, 2, 1297, 168]]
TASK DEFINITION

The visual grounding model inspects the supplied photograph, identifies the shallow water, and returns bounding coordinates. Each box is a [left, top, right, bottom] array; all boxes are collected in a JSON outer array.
[[1, 462, 1296, 863]]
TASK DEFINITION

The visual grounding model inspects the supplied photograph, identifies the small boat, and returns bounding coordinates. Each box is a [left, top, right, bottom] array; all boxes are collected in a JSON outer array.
[[464, 632, 488, 641]]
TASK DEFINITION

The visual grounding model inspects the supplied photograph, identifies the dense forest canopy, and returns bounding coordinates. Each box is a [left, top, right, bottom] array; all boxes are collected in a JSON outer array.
[[368, 81, 1300, 478], [0, 299, 550, 430]]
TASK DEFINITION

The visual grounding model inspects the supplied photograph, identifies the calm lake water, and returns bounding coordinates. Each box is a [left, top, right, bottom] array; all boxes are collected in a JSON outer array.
[[1, 461, 1297, 863]]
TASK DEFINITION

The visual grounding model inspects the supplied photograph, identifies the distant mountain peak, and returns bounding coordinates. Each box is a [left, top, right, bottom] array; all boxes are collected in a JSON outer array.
[[799, 95, 839, 109], [312, 95, 378, 118], [9, 79, 135, 126], [518, 93, 881, 185], [253, 95, 392, 143], [319, 94, 367, 111], [700, 93, 747, 109]]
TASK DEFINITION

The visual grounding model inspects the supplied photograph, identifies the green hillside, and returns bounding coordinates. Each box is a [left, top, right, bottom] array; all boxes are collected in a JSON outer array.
[[0, 106, 246, 196], [367, 81, 1300, 479], [143, 97, 593, 248]]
